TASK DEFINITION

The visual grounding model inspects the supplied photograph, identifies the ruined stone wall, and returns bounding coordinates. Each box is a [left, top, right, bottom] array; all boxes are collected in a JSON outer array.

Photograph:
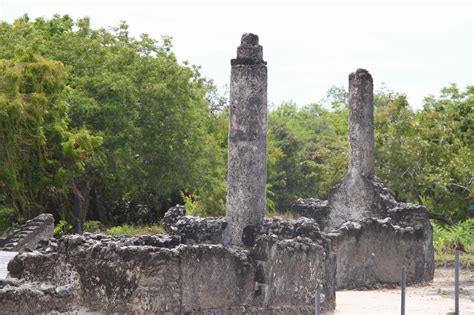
[[290, 68, 435, 290], [293, 179, 397, 231], [292, 196, 435, 289], [0, 40, 438, 314], [327, 206, 434, 289], [292, 198, 330, 230], [164, 205, 226, 244], [2, 214, 336, 314], [0, 33, 339, 314], [0, 214, 54, 252]]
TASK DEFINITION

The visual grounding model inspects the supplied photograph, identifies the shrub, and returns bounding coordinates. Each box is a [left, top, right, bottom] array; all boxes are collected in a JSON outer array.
[[104, 223, 164, 236], [54, 219, 72, 238], [0, 206, 16, 235], [104, 225, 137, 236], [432, 219, 474, 255], [84, 220, 101, 233]]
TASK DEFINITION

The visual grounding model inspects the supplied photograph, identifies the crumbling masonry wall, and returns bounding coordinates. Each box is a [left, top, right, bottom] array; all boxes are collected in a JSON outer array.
[[0, 214, 54, 251], [1, 210, 336, 313], [0, 40, 436, 313], [328, 204, 434, 289], [292, 69, 434, 289], [292, 196, 435, 289]]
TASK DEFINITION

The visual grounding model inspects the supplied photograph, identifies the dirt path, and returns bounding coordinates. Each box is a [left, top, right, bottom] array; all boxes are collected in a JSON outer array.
[[329, 268, 474, 314]]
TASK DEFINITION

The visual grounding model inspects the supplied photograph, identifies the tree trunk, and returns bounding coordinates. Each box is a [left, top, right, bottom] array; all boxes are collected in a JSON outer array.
[[71, 177, 94, 234], [93, 186, 111, 225]]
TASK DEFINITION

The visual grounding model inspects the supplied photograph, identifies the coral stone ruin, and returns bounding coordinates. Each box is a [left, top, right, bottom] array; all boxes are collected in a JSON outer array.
[[0, 34, 434, 314], [293, 68, 434, 289]]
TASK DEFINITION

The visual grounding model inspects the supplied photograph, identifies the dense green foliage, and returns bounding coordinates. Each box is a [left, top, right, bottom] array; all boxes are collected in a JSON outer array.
[[0, 15, 472, 235], [265, 86, 473, 221], [433, 219, 474, 254], [0, 15, 225, 231], [432, 219, 474, 265], [0, 52, 102, 233]]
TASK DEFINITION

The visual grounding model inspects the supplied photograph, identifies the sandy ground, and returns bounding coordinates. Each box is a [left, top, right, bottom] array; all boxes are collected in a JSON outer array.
[[329, 268, 474, 315]]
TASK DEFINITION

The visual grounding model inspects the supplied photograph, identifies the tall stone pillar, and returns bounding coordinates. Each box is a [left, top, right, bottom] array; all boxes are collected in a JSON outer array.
[[225, 33, 267, 246], [327, 69, 391, 228], [348, 69, 375, 178]]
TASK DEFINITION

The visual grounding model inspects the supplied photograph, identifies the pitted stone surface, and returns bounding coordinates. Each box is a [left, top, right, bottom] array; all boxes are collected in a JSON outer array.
[[327, 69, 381, 227], [0, 278, 78, 314], [231, 33, 265, 65], [348, 68, 375, 179], [290, 69, 434, 289], [164, 205, 227, 244], [0, 213, 54, 252], [294, 179, 434, 290], [327, 207, 434, 289], [241, 33, 259, 45], [0, 34, 335, 313], [291, 198, 330, 229], [328, 176, 398, 229], [163, 204, 186, 230], [225, 33, 268, 246], [0, 210, 336, 313]]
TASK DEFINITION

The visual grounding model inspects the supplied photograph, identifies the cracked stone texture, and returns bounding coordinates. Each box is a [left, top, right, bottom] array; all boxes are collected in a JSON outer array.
[[328, 176, 398, 229], [225, 33, 268, 246], [348, 68, 375, 179], [292, 197, 434, 290], [292, 179, 397, 234], [164, 205, 227, 244]]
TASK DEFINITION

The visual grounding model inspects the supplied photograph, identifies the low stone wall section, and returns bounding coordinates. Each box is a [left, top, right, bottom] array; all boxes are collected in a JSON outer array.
[[0, 214, 54, 252], [291, 195, 434, 290], [327, 203, 434, 289], [164, 205, 227, 244], [1, 213, 336, 314]]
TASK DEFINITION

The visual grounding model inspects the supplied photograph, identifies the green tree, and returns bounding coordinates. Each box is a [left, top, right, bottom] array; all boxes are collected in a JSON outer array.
[[0, 15, 227, 227], [375, 85, 473, 220], [0, 54, 102, 228], [267, 95, 348, 212]]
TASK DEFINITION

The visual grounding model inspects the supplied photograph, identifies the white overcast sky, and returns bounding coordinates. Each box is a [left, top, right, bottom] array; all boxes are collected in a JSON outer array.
[[1, 0, 473, 109]]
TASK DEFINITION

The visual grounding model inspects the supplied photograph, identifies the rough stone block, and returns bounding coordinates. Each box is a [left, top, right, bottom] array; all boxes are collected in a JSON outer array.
[[291, 198, 330, 229], [0, 213, 54, 252], [328, 176, 397, 229], [327, 212, 434, 289], [1, 217, 337, 313]]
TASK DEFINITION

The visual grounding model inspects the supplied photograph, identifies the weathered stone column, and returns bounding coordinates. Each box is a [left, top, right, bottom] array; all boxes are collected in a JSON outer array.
[[348, 69, 375, 178], [327, 69, 390, 228], [225, 33, 267, 246]]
